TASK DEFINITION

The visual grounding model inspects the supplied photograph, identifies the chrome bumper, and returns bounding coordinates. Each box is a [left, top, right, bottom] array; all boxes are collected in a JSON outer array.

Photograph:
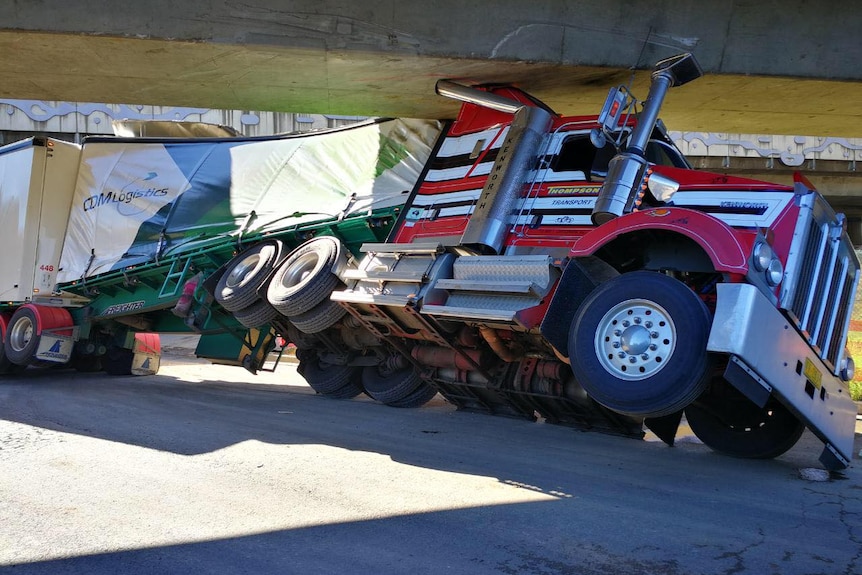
[[707, 283, 857, 468]]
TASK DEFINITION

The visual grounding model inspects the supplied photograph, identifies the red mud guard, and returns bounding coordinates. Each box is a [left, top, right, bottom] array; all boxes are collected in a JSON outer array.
[[8, 304, 75, 365]]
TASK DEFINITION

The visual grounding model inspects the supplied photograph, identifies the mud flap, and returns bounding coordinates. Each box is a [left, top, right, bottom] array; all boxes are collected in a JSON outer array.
[[35, 332, 75, 364], [131, 352, 160, 376], [194, 328, 276, 373], [539, 257, 618, 358], [644, 411, 683, 446], [131, 333, 160, 376]]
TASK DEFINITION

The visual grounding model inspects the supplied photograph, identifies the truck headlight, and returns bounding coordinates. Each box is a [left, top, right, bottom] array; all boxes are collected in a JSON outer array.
[[766, 259, 784, 286], [753, 241, 773, 272], [840, 355, 855, 382], [753, 241, 783, 286]]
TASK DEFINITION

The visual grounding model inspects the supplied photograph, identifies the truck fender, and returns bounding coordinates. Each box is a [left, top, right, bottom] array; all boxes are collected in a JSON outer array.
[[21, 303, 74, 336], [3, 304, 74, 366], [0, 312, 11, 339], [539, 256, 619, 360], [0, 312, 16, 371], [569, 207, 749, 274]]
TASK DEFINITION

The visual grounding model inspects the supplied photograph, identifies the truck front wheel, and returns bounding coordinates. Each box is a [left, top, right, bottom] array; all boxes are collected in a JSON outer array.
[[685, 380, 804, 459], [568, 271, 712, 418]]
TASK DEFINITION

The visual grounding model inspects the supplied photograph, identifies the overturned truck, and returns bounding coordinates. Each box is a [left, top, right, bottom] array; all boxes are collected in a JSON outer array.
[[0, 112, 441, 373], [2, 53, 859, 469]]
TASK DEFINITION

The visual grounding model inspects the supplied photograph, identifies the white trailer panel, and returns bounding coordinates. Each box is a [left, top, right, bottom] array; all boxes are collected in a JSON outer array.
[[0, 138, 80, 302]]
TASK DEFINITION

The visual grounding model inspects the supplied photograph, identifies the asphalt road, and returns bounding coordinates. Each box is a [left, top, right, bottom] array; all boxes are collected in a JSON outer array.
[[0, 353, 860, 575]]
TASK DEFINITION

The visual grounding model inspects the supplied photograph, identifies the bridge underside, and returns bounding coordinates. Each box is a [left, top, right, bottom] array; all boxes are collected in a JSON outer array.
[[1, 29, 860, 138]]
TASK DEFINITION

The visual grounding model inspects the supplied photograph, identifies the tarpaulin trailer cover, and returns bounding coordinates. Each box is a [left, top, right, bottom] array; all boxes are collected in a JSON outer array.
[[58, 118, 443, 283]]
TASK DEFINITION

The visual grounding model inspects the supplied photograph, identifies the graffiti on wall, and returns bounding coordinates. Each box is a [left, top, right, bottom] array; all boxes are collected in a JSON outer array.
[[0, 99, 336, 137], [5, 99, 862, 169], [671, 131, 862, 168]]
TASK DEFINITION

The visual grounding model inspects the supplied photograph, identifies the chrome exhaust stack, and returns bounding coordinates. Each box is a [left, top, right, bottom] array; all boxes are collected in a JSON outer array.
[[591, 53, 703, 225], [435, 80, 523, 114], [435, 80, 553, 254]]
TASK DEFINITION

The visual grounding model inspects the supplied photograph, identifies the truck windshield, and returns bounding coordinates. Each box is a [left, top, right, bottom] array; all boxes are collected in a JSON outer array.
[[550, 131, 690, 183]]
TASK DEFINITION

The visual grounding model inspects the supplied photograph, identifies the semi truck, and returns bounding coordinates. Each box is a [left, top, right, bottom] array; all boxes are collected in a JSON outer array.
[[0, 53, 858, 470]]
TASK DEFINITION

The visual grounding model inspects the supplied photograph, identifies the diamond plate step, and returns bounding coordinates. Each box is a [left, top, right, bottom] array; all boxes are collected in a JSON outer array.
[[433, 279, 541, 295]]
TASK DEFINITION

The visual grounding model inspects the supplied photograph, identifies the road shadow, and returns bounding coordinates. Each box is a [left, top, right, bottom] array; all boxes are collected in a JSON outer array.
[[0, 496, 856, 575], [0, 358, 859, 492], [2, 360, 862, 575]]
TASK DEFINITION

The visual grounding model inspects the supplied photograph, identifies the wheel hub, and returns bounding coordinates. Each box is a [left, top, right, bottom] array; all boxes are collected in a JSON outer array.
[[595, 298, 676, 381], [620, 325, 651, 355], [283, 252, 320, 288], [10, 317, 33, 353], [226, 254, 260, 288]]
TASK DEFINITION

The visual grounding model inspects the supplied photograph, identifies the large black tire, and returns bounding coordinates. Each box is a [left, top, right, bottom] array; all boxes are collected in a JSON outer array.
[[362, 363, 423, 405], [324, 380, 365, 399], [386, 382, 438, 408], [569, 271, 712, 418], [5, 307, 41, 366], [215, 242, 280, 313], [233, 300, 280, 329], [290, 299, 346, 334], [0, 321, 25, 374], [267, 237, 343, 317], [685, 381, 805, 460], [297, 350, 361, 397], [104, 346, 134, 376], [72, 354, 103, 373]]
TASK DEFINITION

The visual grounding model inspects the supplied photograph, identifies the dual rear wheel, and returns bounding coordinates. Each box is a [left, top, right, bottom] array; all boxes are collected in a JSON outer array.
[[296, 349, 437, 408], [214, 238, 347, 334]]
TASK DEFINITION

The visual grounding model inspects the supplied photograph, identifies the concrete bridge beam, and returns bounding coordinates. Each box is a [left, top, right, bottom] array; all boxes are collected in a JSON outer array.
[[1, 1, 861, 135]]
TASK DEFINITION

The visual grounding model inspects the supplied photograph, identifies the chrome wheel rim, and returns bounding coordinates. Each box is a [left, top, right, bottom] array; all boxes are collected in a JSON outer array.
[[9, 316, 34, 353], [282, 251, 320, 289], [226, 253, 260, 288], [595, 298, 676, 381]]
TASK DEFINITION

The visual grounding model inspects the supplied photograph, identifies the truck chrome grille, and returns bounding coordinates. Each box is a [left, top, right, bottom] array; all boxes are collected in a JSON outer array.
[[780, 192, 860, 373]]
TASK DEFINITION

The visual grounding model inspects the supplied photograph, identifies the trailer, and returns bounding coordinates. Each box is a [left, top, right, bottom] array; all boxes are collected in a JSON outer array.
[[0, 117, 443, 374], [1, 53, 858, 469]]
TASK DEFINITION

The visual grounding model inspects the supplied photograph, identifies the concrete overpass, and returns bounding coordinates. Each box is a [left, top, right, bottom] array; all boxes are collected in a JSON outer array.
[[2, 1, 862, 136]]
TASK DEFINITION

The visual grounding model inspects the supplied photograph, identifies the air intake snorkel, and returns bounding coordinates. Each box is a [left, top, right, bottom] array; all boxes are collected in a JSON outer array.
[[591, 53, 703, 225]]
